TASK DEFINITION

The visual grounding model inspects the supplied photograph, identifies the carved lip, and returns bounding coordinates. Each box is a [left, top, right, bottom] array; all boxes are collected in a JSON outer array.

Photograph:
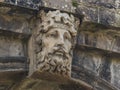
[[49, 49, 69, 59], [55, 51, 64, 56]]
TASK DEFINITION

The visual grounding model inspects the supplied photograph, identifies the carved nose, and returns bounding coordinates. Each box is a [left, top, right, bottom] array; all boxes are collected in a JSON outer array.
[[59, 37, 64, 45], [56, 36, 64, 47]]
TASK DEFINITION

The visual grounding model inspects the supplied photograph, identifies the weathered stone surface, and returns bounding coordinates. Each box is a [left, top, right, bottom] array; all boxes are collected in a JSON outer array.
[[77, 22, 120, 53], [4, 0, 42, 9], [78, 0, 118, 9], [72, 22, 120, 89], [76, 5, 98, 22], [111, 59, 120, 89], [0, 56, 28, 72], [98, 8, 115, 26], [41, 0, 75, 12], [3, 0, 75, 12], [0, 12, 31, 34], [0, 36, 24, 57], [0, 71, 27, 90], [72, 48, 119, 89], [72, 66, 118, 90], [12, 72, 93, 90], [0, 4, 30, 86], [72, 50, 102, 75], [76, 0, 120, 27], [0, 1, 120, 90], [1, 0, 120, 27]]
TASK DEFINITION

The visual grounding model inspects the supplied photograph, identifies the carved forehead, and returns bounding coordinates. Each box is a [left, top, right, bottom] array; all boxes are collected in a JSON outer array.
[[47, 27, 70, 35]]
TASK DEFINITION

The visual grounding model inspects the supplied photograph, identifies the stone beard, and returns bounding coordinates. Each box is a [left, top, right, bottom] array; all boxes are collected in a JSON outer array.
[[35, 10, 78, 77]]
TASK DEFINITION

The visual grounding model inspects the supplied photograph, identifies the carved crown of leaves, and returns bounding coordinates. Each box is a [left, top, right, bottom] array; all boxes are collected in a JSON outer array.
[[37, 10, 79, 37]]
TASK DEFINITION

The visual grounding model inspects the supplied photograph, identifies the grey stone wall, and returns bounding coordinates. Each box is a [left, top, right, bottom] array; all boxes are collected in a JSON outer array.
[[1, 0, 120, 27], [72, 50, 118, 90], [75, 0, 120, 27], [0, 1, 120, 90], [0, 5, 30, 89], [0, 36, 24, 57], [72, 22, 120, 90], [2, 0, 75, 12]]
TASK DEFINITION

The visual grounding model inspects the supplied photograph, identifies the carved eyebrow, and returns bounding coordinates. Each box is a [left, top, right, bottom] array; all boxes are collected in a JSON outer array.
[[46, 26, 55, 33], [46, 30, 58, 38], [47, 29, 56, 34]]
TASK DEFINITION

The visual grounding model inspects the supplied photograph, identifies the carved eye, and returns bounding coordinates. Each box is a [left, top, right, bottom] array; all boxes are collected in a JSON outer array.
[[47, 20, 50, 24], [47, 33, 57, 38]]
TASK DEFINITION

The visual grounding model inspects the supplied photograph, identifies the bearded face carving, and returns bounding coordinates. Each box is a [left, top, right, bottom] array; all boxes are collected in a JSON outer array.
[[34, 10, 79, 77]]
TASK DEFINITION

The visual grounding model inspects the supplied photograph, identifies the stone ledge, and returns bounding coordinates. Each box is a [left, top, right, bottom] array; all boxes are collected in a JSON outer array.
[[76, 5, 120, 27], [0, 0, 75, 13], [1, 0, 76, 12], [0, 2, 37, 35], [76, 1, 119, 9], [0, 2, 37, 14], [75, 45, 120, 58], [0, 56, 27, 63], [0, 0, 42, 10], [0, 1, 84, 22], [73, 47, 120, 89], [77, 22, 120, 53], [0, 56, 28, 72], [0, 29, 31, 40], [0, 2, 83, 35], [0, 0, 120, 27]]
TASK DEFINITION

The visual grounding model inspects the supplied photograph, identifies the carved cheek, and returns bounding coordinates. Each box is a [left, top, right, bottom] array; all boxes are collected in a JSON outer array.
[[43, 37, 56, 49]]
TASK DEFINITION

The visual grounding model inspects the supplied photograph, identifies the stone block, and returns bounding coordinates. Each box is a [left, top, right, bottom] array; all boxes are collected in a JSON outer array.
[[41, 0, 75, 12], [115, 11, 120, 27], [73, 50, 102, 75], [76, 5, 98, 22], [0, 36, 24, 57], [3, 0, 75, 12], [76, 0, 120, 27], [4, 0, 42, 9], [72, 47, 120, 89], [99, 8, 115, 26], [111, 58, 120, 89], [78, 0, 118, 9], [77, 22, 120, 53], [0, 14, 31, 34]]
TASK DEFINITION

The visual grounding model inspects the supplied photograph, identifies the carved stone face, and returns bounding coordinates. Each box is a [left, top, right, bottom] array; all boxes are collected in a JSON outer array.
[[42, 27, 72, 62], [35, 10, 79, 77]]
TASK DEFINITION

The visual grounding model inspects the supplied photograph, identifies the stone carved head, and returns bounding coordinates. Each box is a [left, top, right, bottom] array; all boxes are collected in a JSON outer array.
[[35, 10, 79, 77]]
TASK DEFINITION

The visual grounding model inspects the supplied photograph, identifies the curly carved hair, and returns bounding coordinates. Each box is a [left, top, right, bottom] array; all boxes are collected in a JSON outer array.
[[35, 10, 79, 47]]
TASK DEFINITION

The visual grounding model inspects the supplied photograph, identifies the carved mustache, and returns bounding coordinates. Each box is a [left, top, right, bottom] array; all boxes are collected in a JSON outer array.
[[48, 47, 69, 59], [53, 47, 68, 54]]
